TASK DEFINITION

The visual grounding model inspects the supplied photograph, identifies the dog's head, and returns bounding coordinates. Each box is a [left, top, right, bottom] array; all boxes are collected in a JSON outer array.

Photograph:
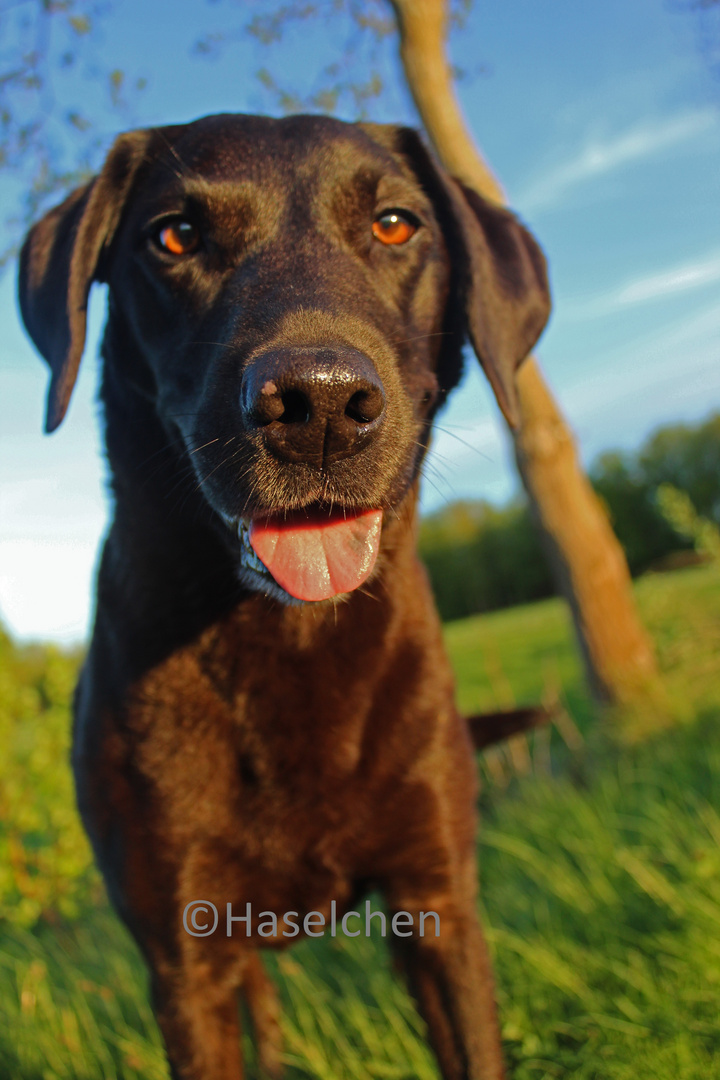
[[19, 113, 550, 604]]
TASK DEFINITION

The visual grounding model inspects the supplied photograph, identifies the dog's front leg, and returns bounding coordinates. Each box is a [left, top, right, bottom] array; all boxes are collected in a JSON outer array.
[[148, 948, 245, 1080], [386, 878, 505, 1080], [241, 952, 284, 1079]]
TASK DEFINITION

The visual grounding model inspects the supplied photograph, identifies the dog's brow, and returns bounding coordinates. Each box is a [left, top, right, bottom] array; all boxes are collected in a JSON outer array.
[[153, 128, 207, 185], [152, 176, 271, 218]]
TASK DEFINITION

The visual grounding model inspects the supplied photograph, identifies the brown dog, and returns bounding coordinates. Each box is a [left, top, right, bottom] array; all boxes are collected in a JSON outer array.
[[19, 114, 550, 1080]]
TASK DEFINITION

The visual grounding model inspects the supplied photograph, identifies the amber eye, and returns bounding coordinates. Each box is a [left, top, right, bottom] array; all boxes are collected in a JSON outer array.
[[156, 220, 200, 255], [372, 211, 417, 246]]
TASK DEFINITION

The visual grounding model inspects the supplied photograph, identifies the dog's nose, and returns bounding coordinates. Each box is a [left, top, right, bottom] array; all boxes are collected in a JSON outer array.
[[240, 346, 386, 464]]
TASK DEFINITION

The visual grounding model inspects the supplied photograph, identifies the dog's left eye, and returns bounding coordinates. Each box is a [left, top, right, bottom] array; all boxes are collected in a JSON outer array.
[[372, 211, 418, 246], [155, 221, 200, 256]]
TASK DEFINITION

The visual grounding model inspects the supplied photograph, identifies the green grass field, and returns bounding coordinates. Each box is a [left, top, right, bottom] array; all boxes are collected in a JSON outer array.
[[1, 565, 719, 1079]]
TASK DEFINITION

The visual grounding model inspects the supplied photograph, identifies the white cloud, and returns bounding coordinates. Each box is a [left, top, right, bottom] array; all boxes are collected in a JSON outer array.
[[561, 249, 720, 321], [616, 251, 720, 305], [519, 109, 717, 212], [0, 538, 98, 643]]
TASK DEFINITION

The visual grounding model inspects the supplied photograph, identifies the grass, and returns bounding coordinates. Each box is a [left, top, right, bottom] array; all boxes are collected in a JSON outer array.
[[447, 562, 720, 717], [482, 713, 720, 1079], [1, 564, 719, 1078]]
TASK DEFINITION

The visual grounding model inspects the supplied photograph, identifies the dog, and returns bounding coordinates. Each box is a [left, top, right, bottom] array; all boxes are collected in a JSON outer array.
[[19, 113, 550, 1080]]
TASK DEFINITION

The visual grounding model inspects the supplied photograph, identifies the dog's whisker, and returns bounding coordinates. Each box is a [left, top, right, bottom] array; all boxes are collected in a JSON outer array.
[[124, 377, 157, 403], [420, 450, 456, 478], [141, 455, 197, 493], [432, 425, 494, 463], [156, 128, 203, 184], [189, 437, 221, 455], [388, 330, 451, 347], [418, 473, 452, 507], [188, 340, 239, 350], [136, 443, 176, 470], [196, 457, 237, 488]]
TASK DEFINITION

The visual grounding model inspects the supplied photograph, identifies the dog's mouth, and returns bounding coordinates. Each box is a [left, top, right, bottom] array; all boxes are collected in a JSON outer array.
[[237, 507, 383, 603]]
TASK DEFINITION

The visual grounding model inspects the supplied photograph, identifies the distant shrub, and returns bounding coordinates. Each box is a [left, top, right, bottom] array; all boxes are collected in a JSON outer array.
[[421, 412, 720, 620], [419, 500, 554, 622], [589, 451, 688, 575], [591, 412, 720, 576], [0, 628, 99, 928], [656, 483, 720, 564], [640, 413, 720, 523]]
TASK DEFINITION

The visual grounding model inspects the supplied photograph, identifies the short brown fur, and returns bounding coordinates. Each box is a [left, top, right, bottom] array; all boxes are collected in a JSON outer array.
[[19, 114, 551, 1080]]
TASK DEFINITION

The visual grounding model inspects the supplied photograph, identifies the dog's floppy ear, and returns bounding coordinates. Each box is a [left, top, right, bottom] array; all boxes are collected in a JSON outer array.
[[18, 131, 151, 432], [395, 129, 551, 428]]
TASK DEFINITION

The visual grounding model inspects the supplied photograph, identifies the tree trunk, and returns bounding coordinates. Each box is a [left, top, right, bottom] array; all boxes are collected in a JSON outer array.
[[390, 0, 658, 704]]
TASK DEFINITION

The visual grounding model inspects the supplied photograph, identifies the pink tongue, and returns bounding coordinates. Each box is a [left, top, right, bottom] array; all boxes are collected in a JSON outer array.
[[248, 509, 383, 602]]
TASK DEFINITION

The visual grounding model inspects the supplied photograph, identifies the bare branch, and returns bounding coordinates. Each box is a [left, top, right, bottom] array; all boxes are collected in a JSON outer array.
[[389, 0, 503, 202], [0, 0, 145, 260]]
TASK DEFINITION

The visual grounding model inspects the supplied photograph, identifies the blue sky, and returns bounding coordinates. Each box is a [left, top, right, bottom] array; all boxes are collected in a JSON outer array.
[[1, 0, 719, 642]]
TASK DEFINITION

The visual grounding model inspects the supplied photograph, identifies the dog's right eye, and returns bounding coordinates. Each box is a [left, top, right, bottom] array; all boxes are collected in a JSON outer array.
[[155, 221, 200, 256], [372, 211, 418, 246]]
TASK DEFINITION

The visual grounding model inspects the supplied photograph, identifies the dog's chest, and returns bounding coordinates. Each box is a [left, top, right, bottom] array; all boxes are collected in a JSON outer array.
[[77, 582, 458, 924], [104, 649, 398, 921], [115, 607, 430, 870]]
